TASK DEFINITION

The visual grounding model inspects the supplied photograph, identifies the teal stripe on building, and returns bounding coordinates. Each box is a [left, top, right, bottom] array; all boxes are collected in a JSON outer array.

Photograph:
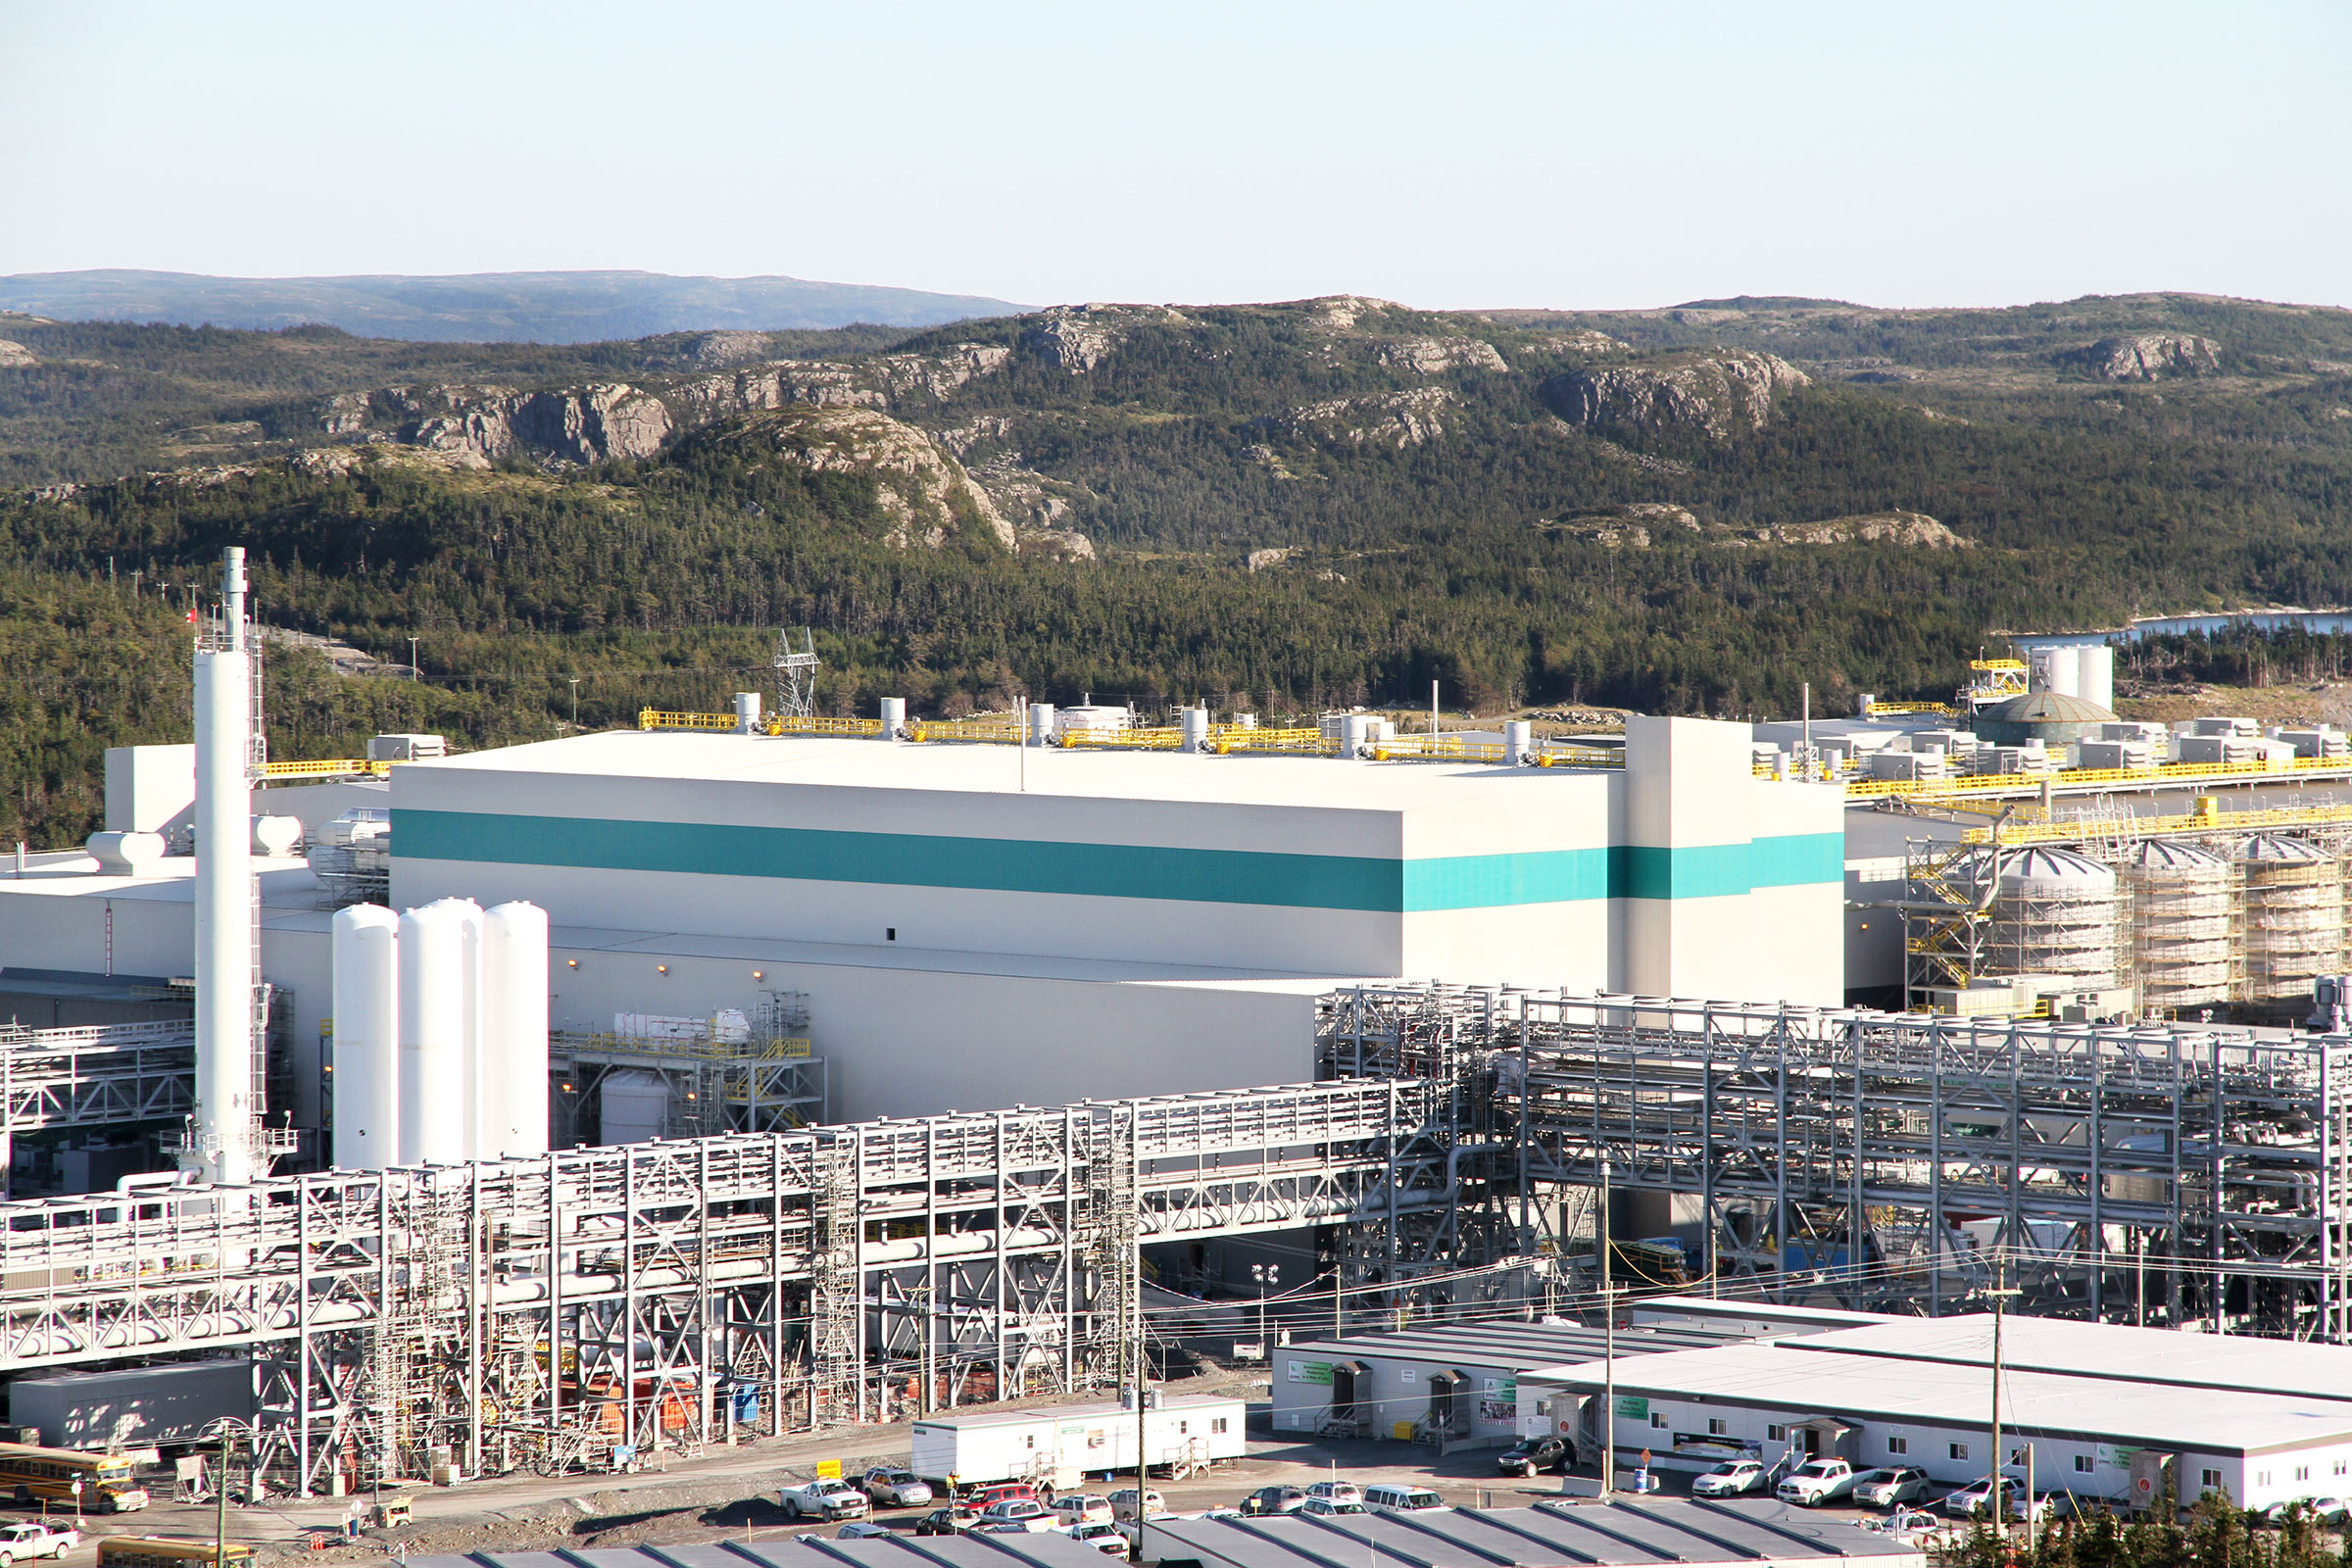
[[393, 809, 1838, 914]]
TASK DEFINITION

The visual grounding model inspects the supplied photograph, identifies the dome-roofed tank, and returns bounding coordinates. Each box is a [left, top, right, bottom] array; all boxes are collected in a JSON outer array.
[[1972, 691, 2122, 747], [2234, 835, 2343, 1003], [1947, 846, 2121, 992], [2123, 839, 2233, 1009]]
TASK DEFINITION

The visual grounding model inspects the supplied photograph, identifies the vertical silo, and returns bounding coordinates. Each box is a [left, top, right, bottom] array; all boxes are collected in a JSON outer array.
[[2234, 835, 2344, 1003], [398, 902, 469, 1165], [1955, 846, 2122, 992], [481, 901, 551, 1160], [330, 905, 400, 1169], [2122, 840, 2234, 1010]]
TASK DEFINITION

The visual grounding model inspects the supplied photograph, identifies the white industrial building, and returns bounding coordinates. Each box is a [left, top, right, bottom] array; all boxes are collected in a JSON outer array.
[[1516, 1312, 2352, 1511], [908, 1391, 1248, 1487], [0, 710, 1841, 1137]]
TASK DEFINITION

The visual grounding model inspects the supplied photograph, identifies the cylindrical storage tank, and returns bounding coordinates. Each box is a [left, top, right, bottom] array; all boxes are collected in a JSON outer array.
[[2235, 835, 2344, 1003], [2031, 645, 2081, 698], [1179, 708, 1210, 753], [397, 902, 469, 1165], [1027, 702, 1054, 744], [2123, 840, 2233, 1010], [480, 902, 551, 1160], [1953, 846, 2121, 992], [420, 898, 486, 1159], [2077, 644, 2115, 713], [733, 692, 761, 733], [878, 697, 906, 739], [1503, 720, 1532, 765], [331, 905, 401, 1169], [599, 1068, 669, 1145]]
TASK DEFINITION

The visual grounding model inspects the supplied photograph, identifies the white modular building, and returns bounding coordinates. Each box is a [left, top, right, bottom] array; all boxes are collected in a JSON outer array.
[[907, 1392, 1247, 1487], [1518, 1320, 2352, 1510]]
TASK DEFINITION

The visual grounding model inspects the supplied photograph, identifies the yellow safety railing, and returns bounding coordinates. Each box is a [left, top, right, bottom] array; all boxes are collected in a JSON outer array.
[[1848, 754, 2352, 801], [766, 715, 885, 737], [1865, 702, 1959, 717], [639, 708, 736, 731], [1969, 659, 2028, 672], [1372, 736, 1509, 764], [904, 715, 1023, 744], [1058, 726, 1186, 750], [1535, 745, 1626, 769], [555, 1029, 812, 1062], [1961, 800, 2352, 846], [262, 758, 392, 780]]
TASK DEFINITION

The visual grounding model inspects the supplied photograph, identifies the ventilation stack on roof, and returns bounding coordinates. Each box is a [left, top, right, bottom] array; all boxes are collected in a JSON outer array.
[[2123, 840, 2235, 1010], [2235, 836, 2345, 1004], [1950, 846, 2122, 993]]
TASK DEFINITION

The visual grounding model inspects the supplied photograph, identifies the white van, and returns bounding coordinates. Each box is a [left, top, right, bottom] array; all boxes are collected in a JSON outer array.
[[1363, 1485, 1446, 1512]]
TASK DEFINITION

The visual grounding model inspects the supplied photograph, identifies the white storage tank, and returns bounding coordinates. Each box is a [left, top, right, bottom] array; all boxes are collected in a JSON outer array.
[[398, 900, 473, 1164], [2030, 646, 2081, 698], [2123, 841, 2233, 1010], [599, 1068, 669, 1145], [1951, 847, 2122, 992], [2236, 836, 2344, 1003], [480, 901, 551, 1160], [331, 904, 401, 1169], [2077, 644, 2115, 712]]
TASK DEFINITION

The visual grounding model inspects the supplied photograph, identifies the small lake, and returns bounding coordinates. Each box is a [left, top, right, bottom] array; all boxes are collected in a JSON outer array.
[[2012, 612, 2352, 650]]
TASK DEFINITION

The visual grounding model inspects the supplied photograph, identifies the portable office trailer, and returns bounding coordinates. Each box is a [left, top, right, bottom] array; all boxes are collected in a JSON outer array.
[[909, 1394, 1246, 1489]]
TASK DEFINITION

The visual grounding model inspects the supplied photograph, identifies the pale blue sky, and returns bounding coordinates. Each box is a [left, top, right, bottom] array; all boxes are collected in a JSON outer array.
[[2, 0, 2346, 312]]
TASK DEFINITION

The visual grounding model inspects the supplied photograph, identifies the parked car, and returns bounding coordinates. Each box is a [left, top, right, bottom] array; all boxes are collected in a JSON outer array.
[[913, 1506, 979, 1536], [1363, 1485, 1446, 1512], [1943, 1478, 2004, 1519], [1777, 1459, 1859, 1505], [1197, 1508, 1246, 1521], [977, 1524, 1035, 1536], [2009, 1492, 2062, 1524], [2312, 1498, 2352, 1524], [978, 1499, 1055, 1533], [779, 1478, 870, 1521], [1851, 1468, 1931, 1508], [0, 1525, 77, 1561], [1066, 1523, 1129, 1555], [1498, 1436, 1571, 1476], [1691, 1461, 1768, 1498], [862, 1469, 934, 1508], [970, 1483, 1041, 1510], [1300, 1497, 1368, 1517], [834, 1522, 894, 1541], [1306, 1481, 1363, 1504], [1055, 1495, 1114, 1526], [2263, 1497, 2350, 1525], [1109, 1489, 1168, 1523], [1242, 1486, 1305, 1516]]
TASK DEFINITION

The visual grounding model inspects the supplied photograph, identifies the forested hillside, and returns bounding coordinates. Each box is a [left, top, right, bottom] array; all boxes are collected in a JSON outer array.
[[2, 290, 2349, 846]]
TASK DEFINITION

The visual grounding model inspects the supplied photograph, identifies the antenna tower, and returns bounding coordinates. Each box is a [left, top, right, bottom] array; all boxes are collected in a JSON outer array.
[[773, 629, 819, 720]]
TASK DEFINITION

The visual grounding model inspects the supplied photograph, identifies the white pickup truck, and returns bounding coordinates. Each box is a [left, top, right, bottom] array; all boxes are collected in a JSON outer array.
[[1777, 1459, 1859, 1505], [778, 1478, 870, 1521], [0, 1522, 80, 1563]]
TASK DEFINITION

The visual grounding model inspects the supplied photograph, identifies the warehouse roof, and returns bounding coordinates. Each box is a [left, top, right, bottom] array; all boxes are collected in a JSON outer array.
[[1789, 1314, 2352, 1403], [1279, 1320, 1741, 1370], [1624, 1297, 1894, 1332], [405, 730, 1600, 811], [1530, 1343, 2352, 1456], [1141, 1499, 1922, 1568], [409, 1536, 1119, 1568]]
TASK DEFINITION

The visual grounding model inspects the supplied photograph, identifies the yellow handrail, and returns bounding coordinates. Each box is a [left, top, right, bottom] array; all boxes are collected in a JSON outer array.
[[638, 709, 736, 731], [765, 715, 885, 737], [262, 758, 392, 780], [1865, 702, 1959, 717], [904, 716, 1023, 744]]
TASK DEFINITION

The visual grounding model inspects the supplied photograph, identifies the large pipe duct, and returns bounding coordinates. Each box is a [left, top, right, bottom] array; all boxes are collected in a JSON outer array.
[[189, 546, 257, 1186]]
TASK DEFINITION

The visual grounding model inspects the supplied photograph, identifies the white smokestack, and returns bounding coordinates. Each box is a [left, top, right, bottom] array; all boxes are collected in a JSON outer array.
[[189, 546, 257, 1186]]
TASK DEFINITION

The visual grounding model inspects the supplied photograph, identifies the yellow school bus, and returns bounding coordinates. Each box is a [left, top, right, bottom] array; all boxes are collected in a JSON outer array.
[[97, 1541, 255, 1568], [0, 1444, 148, 1512]]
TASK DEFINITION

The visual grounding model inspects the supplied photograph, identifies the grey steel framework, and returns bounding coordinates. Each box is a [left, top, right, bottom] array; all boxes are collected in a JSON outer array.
[[0, 1019, 193, 1139], [1323, 982, 2352, 1343], [0, 1077, 1448, 1495]]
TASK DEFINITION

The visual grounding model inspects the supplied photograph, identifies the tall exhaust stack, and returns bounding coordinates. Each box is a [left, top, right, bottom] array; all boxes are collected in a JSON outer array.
[[188, 546, 258, 1185]]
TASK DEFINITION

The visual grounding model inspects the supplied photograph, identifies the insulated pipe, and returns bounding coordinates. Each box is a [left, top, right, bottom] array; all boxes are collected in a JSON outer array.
[[482, 901, 551, 1160], [398, 902, 469, 1165], [190, 556, 255, 1186], [331, 905, 400, 1170]]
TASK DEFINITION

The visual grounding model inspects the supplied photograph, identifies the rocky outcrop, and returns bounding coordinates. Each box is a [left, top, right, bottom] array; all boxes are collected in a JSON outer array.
[[2056, 333, 2222, 380], [1020, 305, 1185, 373], [1539, 503, 1701, 548], [1247, 547, 1294, 571], [1259, 388, 1454, 448], [0, 339, 36, 367], [1300, 296, 1403, 331], [965, 457, 1097, 561], [667, 344, 1011, 416], [1737, 511, 1970, 549], [702, 406, 1015, 552], [1373, 336, 1506, 374], [1523, 328, 1627, 358], [1541, 351, 1809, 438], [329, 382, 674, 466]]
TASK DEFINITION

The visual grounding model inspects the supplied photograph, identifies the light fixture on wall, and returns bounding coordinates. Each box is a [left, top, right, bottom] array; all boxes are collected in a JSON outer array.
[[657, 964, 669, 975]]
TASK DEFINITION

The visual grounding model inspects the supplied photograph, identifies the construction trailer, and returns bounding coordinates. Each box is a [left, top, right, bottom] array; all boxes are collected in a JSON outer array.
[[908, 1392, 1246, 1488]]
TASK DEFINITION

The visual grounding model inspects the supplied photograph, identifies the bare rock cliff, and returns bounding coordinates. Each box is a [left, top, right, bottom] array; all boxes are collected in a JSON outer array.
[[1373, 336, 1506, 374], [1540, 351, 1809, 438], [2056, 333, 2222, 380], [1259, 388, 1455, 448], [705, 406, 1016, 552]]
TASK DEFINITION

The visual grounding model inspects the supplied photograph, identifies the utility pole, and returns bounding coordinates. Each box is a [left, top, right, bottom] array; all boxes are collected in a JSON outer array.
[[569, 677, 581, 727], [1988, 1258, 2019, 1541], [408, 636, 419, 681], [1597, 1153, 1615, 1499]]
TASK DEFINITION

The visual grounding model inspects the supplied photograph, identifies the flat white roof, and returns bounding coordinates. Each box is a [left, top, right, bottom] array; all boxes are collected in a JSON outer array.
[[407, 729, 1598, 811], [1792, 1314, 2352, 1403], [1531, 1343, 2352, 1456], [911, 1392, 1244, 1431], [1625, 1296, 1895, 1330]]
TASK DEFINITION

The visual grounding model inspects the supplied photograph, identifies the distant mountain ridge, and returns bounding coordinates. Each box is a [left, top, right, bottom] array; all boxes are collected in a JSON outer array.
[[0, 269, 1028, 342]]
